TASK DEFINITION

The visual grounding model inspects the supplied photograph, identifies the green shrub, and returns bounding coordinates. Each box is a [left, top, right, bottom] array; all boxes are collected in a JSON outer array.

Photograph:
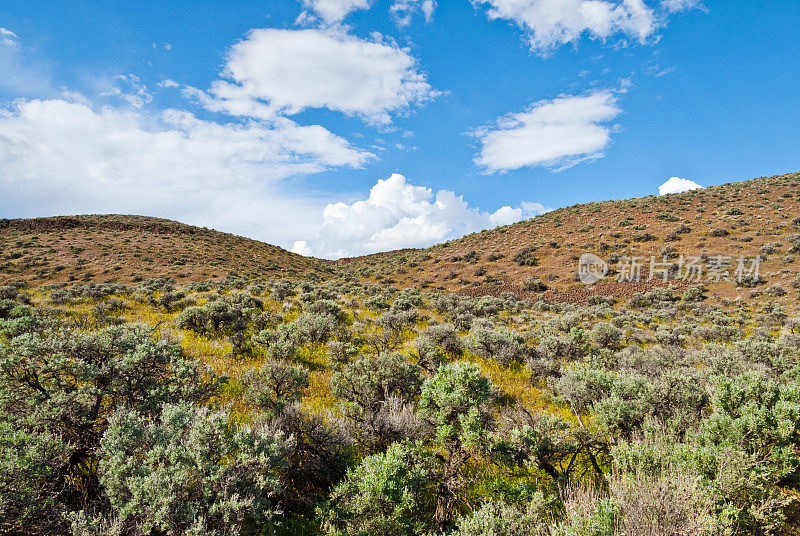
[[294, 312, 340, 344], [513, 247, 538, 266], [420, 323, 463, 357], [253, 323, 300, 361], [0, 424, 70, 535], [319, 442, 435, 536], [94, 403, 290, 536], [590, 323, 624, 350], [469, 326, 527, 366], [175, 296, 258, 335], [418, 362, 494, 525], [552, 497, 618, 536], [364, 294, 389, 311], [305, 299, 345, 321], [0, 323, 219, 532], [788, 234, 800, 254], [521, 277, 548, 292], [331, 353, 422, 414], [452, 496, 553, 536], [555, 364, 655, 439], [244, 361, 309, 417]]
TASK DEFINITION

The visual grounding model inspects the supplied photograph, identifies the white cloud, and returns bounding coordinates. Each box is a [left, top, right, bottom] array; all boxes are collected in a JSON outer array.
[[0, 27, 52, 95], [391, 0, 437, 26], [474, 91, 621, 172], [192, 28, 438, 125], [292, 240, 314, 256], [100, 74, 153, 109], [294, 173, 549, 258], [658, 176, 703, 195], [520, 201, 550, 214], [473, 0, 656, 54], [298, 0, 372, 24], [661, 0, 701, 12], [1, 27, 19, 48], [0, 97, 374, 247]]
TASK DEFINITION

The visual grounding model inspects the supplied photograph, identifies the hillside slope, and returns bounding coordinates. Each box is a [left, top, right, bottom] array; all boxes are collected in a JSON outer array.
[[0, 214, 334, 284], [3, 173, 800, 536], [2, 172, 799, 308], [344, 171, 800, 305]]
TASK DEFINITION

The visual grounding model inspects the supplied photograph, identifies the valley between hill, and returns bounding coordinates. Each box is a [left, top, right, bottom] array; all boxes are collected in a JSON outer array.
[[3, 171, 800, 312]]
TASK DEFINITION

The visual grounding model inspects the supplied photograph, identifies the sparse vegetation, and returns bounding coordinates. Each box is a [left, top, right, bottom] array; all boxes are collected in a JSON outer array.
[[2, 172, 800, 535]]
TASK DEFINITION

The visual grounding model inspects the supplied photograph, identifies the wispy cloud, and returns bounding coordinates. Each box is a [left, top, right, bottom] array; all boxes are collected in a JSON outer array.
[[0, 27, 52, 96], [100, 74, 153, 109], [297, 0, 372, 25], [0, 27, 19, 48], [473, 0, 657, 54], [661, 0, 702, 13], [391, 0, 437, 26]]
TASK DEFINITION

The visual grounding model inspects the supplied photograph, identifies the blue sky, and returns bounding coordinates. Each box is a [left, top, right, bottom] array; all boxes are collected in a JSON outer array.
[[1, 0, 798, 258]]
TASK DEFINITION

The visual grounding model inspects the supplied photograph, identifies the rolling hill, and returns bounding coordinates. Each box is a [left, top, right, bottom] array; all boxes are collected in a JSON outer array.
[[4, 171, 800, 536], [345, 171, 800, 303], [0, 214, 333, 284], [2, 171, 799, 309]]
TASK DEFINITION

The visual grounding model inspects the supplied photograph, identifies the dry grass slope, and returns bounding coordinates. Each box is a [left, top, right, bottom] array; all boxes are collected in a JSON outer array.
[[0, 214, 334, 284], [2, 172, 799, 311], [344, 171, 800, 307]]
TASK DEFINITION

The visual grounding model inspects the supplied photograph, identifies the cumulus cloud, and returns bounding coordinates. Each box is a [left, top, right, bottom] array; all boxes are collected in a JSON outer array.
[[298, 0, 372, 24], [291, 240, 314, 256], [658, 176, 703, 195], [0, 97, 374, 247], [473, 0, 657, 54], [391, 0, 437, 26], [191, 28, 438, 125], [474, 91, 621, 172], [293, 173, 549, 258]]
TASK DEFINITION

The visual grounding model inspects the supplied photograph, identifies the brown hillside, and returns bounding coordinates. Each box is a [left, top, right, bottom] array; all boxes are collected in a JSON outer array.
[[0, 214, 333, 285], [2, 172, 800, 309], [343, 171, 800, 306]]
